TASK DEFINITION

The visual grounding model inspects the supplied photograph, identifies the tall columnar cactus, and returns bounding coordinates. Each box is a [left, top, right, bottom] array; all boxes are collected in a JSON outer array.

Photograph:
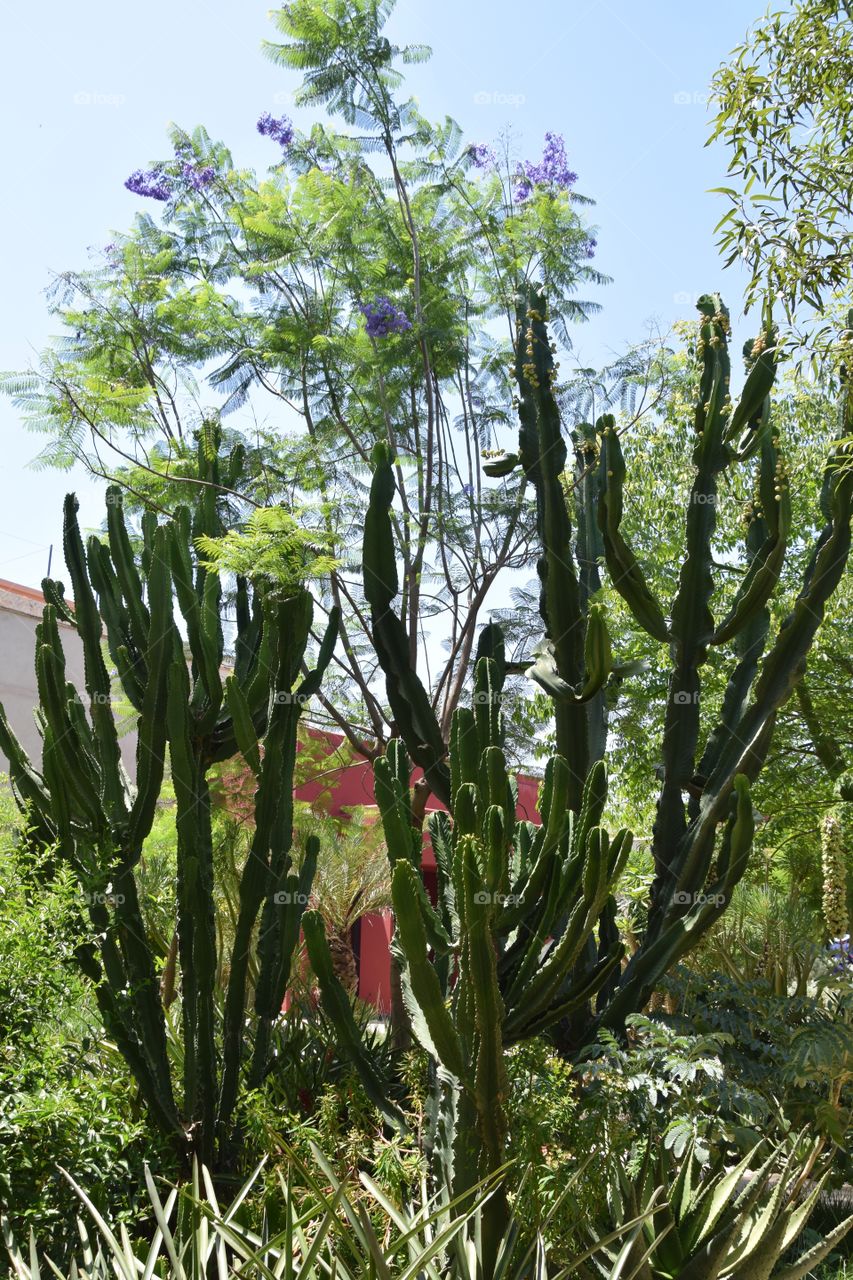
[[360, 289, 853, 1055], [495, 287, 853, 1044], [306, 642, 631, 1275], [0, 431, 338, 1169]]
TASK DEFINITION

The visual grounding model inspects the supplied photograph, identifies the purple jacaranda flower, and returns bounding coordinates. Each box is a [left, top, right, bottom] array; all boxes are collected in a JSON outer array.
[[468, 143, 496, 169], [515, 132, 577, 202], [125, 167, 173, 201], [359, 298, 412, 338], [585, 236, 597, 259], [829, 935, 853, 973], [462, 482, 474, 496], [183, 162, 215, 190], [257, 112, 294, 148]]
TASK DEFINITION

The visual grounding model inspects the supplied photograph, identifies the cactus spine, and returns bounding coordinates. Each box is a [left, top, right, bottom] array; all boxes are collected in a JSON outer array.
[[0, 430, 339, 1169]]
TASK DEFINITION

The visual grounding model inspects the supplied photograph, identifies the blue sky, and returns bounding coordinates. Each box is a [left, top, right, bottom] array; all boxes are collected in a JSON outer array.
[[0, 0, 761, 589]]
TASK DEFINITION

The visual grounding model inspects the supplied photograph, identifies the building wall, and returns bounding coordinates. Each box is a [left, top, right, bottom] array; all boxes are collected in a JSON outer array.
[[0, 579, 136, 777]]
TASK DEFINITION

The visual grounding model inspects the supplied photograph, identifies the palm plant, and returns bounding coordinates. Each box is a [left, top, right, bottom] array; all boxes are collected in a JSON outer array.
[[295, 804, 392, 994]]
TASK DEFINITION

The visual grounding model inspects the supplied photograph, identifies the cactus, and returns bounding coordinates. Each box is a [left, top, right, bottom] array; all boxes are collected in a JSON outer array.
[[306, 649, 630, 1275], [497, 287, 853, 1045], [0, 429, 339, 1170], [359, 290, 853, 1059]]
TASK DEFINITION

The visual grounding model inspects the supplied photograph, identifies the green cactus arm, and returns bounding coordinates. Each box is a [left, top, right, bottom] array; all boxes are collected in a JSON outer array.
[[168, 512, 222, 711], [295, 605, 341, 699], [34, 634, 104, 829], [599, 779, 753, 1031], [110, 867, 177, 1112], [247, 594, 318, 1090], [506, 893, 591, 1020], [472, 656, 503, 755], [571, 759, 609, 859], [499, 850, 564, 997], [507, 829, 628, 1022], [0, 702, 51, 818], [392, 861, 466, 1077], [505, 941, 623, 1042], [697, 448, 852, 832], [711, 432, 790, 646], [195, 569, 225, 731], [724, 335, 778, 451], [127, 525, 174, 862], [242, 594, 280, 714], [362, 440, 399, 612], [39, 723, 73, 856], [460, 839, 508, 1175], [62, 494, 125, 821], [165, 651, 217, 1151], [40, 577, 76, 626], [597, 420, 670, 643], [669, 774, 754, 926], [451, 706, 479, 793], [104, 485, 151, 657], [362, 443, 451, 807], [427, 810, 458, 933], [374, 754, 419, 866], [513, 287, 589, 792], [233, 577, 261, 684], [302, 910, 406, 1130], [224, 675, 262, 779], [693, 536, 771, 807], [651, 302, 738, 886]]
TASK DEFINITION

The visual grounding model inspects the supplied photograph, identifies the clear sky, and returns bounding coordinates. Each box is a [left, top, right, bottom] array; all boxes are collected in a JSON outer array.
[[0, 0, 761, 590]]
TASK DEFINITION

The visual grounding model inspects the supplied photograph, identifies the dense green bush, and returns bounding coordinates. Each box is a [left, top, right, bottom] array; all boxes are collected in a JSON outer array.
[[0, 784, 176, 1257]]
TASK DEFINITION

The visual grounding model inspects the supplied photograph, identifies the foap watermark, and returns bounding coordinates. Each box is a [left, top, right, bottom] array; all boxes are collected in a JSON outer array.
[[274, 889, 310, 905], [473, 90, 526, 109], [473, 891, 524, 906], [673, 91, 709, 107], [82, 888, 126, 907], [672, 890, 725, 908], [72, 690, 117, 707], [274, 691, 311, 705], [73, 90, 127, 107], [471, 690, 500, 705], [672, 690, 700, 705]]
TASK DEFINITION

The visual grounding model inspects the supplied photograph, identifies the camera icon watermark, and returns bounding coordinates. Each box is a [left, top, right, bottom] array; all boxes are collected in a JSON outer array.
[[274, 691, 311, 705], [672, 690, 700, 705], [672, 890, 725, 908], [472, 690, 499, 705], [274, 890, 310, 905], [473, 891, 523, 906], [473, 90, 526, 109]]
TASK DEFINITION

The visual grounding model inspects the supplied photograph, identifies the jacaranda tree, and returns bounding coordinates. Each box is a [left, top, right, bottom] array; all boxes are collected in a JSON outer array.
[[3, 0, 604, 797]]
